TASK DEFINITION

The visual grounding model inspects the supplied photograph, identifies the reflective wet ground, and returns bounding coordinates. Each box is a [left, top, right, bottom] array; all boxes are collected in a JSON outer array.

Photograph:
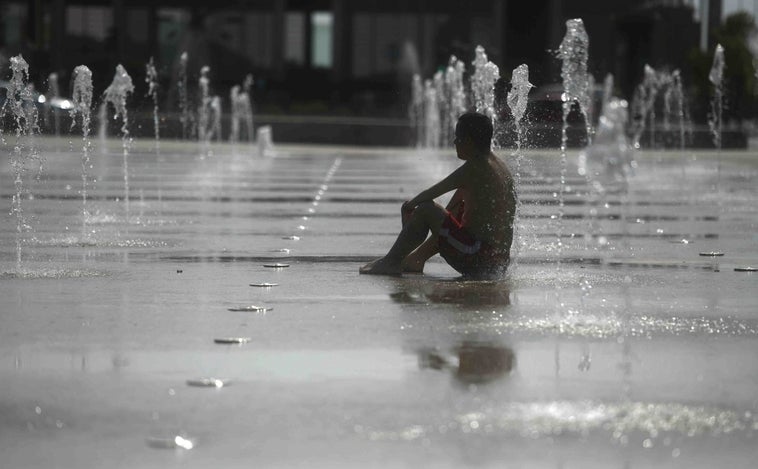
[[1, 138, 757, 468]]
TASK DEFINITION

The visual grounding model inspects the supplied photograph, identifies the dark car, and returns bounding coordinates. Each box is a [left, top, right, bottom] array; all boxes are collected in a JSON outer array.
[[524, 83, 604, 148]]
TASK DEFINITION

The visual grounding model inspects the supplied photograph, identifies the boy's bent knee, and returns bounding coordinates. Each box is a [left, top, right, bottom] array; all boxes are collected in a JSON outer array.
[[414, 200, 441, 215]]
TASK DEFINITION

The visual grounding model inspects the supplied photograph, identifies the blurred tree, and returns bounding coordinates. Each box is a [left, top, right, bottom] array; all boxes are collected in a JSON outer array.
[[689, 12, 758, 122]]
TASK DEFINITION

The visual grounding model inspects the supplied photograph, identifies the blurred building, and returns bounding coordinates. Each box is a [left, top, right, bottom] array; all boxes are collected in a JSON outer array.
[[0, 0, 721, 117]]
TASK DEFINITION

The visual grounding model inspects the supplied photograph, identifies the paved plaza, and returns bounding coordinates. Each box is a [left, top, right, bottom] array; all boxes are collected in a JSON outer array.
[[1, 138, 757, 467]]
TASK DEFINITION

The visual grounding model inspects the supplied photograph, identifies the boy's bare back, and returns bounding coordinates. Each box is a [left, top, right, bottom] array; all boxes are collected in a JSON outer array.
[[456, 152, 516, 254]]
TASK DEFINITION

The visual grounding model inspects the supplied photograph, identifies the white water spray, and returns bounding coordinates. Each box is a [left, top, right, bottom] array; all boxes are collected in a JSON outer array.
[[70, 65, 94, 238], [210, 96, 222, 142], [230, 85, 241, 143], [423, 78, 441, 148], [197, 66, 212, 144], [178, 52, 190, 139], [471, 45, 500, 124], [1, 55, 39, 271], [507, 64, 534, 156], [709, 44, 725, 191], [146, 57, 160, 148], [47, 72, 61, 135], [103, 64, 135, 222], [410, 74, 424, 148], [242, 74, 255, 141], [557, 18, 591, 250], [445, 56, 467, 141]]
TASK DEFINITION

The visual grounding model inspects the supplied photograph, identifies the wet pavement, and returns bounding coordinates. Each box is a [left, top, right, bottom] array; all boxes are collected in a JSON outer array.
[[1, 137, 757, 467]]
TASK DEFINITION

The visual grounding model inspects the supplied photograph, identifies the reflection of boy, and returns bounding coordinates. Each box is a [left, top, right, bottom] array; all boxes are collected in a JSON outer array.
[[360, 112, 516, 278]]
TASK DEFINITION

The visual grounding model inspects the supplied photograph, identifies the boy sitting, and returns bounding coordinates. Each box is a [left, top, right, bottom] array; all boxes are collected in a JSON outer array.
[[360, 112, 516, 278]]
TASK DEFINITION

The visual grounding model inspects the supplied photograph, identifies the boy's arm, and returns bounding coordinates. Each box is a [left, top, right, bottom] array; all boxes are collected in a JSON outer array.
[[403, 165, 467, 210], [446, 189, 464, 212]]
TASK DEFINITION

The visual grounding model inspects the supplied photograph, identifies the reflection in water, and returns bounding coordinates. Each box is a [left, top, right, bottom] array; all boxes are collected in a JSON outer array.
[[389, 277, 511, 308], [418, 341, 515, 385], [392, 278, 515, 384]]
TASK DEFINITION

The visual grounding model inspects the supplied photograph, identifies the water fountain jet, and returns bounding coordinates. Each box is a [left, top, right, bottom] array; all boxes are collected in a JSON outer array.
[[178, 52, 191, 140], [1, 55, 39, 272], [410, 74, 424, 148], [103, 64, 135, 222], [709, 44, 725, 191], [145, 57, 160, 149], [197, 66, 212, 145], [471, 45, 500, 125], [46, 72, 60, 136], [507, 64, 533, 159], [445, 57, 466, 141], [556, 18, 591, 252], [423, 78, 441, 148], [69, 65, 94, 239], [243, 74, 255, 141]]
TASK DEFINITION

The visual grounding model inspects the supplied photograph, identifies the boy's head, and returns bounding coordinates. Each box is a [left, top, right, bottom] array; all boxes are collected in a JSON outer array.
[[454, 112, 493, 157]]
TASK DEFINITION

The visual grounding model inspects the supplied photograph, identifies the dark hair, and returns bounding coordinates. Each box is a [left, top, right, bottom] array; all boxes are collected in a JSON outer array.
[[456, 112, 493, 152]]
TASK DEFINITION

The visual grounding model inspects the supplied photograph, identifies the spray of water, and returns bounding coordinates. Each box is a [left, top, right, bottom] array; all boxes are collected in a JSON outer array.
[[178, 52, 190, 140], [506, 64, 533, 267], [665, 70, 690, 151], [146, 57, 160, 148], [197, 66, 212, 144], [103, 64, 135, 222], [230, 85, 241, 143], [471, 45, 500, 124], [47, 72, 60, 135], [243, 74, 255, 141], [434, 70, 450, 145], [601, 74, 614, 116], [445, 56, 467, 142], [210, 96, 222, 142], [709, 44, 725, 192], [423, 78, 441, 148], [557, 18, 591, 252], [558, 18, 591, 148], [70, 65, 94, 238], [631, 65, 660, 149], [0, 55, 39, 271], [507, 64, 533, 157], [410, 74, 424, 148]]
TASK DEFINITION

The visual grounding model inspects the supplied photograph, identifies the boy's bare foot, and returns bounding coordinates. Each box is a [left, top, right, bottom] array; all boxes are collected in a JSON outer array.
[[401, 257, 424, 274], [360, 257, 402, 276]]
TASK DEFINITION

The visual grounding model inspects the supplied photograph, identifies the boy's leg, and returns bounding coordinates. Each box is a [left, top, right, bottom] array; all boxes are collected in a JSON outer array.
[[360, 201, 447, 275], [401, 235, 438, 273]]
